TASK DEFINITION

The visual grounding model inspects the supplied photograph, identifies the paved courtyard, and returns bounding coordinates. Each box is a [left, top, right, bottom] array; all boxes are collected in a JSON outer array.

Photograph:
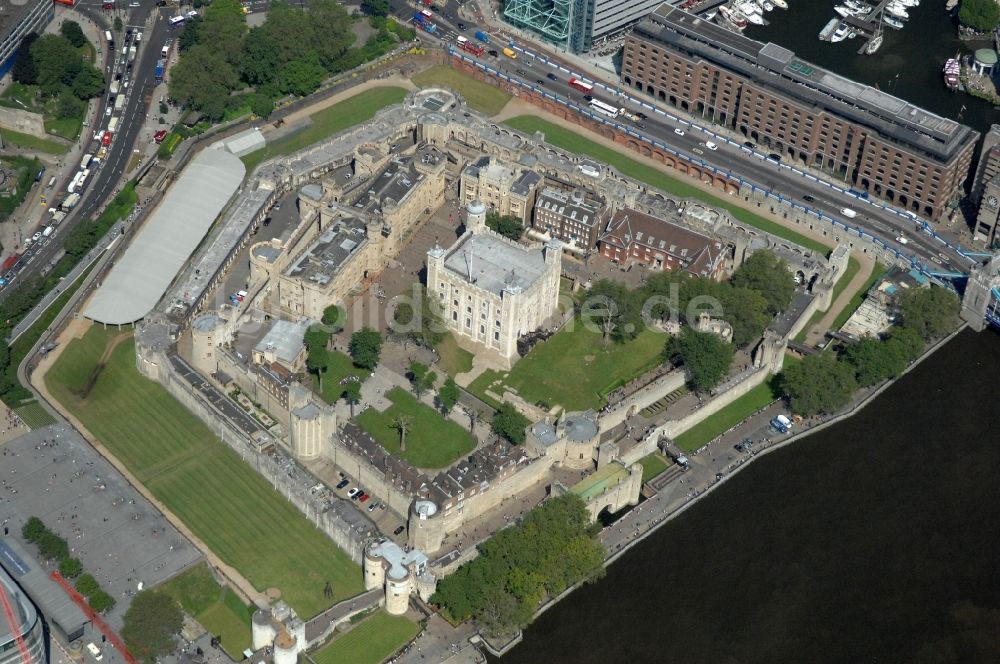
[[0, 424, 202, 631]]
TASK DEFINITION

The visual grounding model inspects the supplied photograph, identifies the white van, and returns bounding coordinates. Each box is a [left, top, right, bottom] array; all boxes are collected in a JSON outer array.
[[86, 643, 103, 661], [840, 207, 857, 219]]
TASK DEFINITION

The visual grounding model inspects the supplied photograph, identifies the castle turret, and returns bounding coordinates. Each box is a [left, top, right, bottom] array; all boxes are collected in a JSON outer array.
[[408, 499, 444, 553], [190, 312, 226, 376], [385, 573, 411, 615], [466, 200, 487, 234], [251, 609, 277, 650], [364, 544, 386, 590], [273, 629, 298, 664]]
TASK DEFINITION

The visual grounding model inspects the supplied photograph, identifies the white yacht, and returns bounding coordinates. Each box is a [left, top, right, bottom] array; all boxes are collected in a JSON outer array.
[[772, 0, 788, 8], [831, 21, 851, 42], [886, 3, 909, 18]]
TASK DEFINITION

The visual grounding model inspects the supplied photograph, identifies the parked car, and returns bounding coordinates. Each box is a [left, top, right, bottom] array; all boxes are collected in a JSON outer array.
[[336, 479, 349, 489], [393, 525, 406, 535], [347, 487, 360, 499], [368, 501, 380, 512], [358, 493, 370, 503]]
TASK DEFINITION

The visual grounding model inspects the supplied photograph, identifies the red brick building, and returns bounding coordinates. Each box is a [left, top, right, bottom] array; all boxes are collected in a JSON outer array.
[[598, 208, 726, 279], [621, 5, 978, 220]]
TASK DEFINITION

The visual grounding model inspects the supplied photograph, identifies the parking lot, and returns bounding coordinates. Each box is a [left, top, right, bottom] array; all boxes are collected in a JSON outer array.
[[0, 424, 201, 630]]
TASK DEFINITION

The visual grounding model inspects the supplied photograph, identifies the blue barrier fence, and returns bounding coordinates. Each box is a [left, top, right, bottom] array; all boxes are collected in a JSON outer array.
[[447, 47, 970, 288]]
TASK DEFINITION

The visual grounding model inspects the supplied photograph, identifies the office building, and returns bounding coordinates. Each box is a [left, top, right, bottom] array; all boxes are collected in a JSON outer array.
[[622, 5, 979, 220], [504, 0, 663, 53]]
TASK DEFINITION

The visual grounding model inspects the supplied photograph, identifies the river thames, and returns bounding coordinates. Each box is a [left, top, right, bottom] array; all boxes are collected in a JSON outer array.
[[497, 329, 1000, 662]]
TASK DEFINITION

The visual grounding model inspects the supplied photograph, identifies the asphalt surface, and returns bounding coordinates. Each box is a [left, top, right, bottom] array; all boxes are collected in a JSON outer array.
[[391, 1, 980, 275], [1, 3, 166, 297]]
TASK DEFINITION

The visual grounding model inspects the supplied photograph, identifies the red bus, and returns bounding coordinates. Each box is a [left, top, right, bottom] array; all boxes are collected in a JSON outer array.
[[1, 255, 20, 272], [462, 42, 485, 56], [569, 77, 594, 93]]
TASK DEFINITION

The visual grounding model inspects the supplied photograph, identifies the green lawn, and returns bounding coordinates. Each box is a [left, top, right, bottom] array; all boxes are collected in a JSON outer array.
[[356, 386, 476, 469], [0, 128, 69, 154], [158, 563, 252, 657], [241, 87, 408, 172], [502, 116, 831, 255], [1, 82, 83, 142], [637, 453, 670, 483], [830, 262, 888, 332], [435, 333, 473, 377], [673, 381, 779, 453], [412, 65, 511, 116], [44, 117, 82, 142], [314, 349, 368, 404], [468, 319, 666, 411], [793, 257, 861, 344], [312, 611, 420, 664], [46, 327, 363, 618]]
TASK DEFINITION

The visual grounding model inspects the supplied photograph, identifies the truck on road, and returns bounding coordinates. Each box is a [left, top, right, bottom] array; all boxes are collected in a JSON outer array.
[[155, 59, 165, 84]]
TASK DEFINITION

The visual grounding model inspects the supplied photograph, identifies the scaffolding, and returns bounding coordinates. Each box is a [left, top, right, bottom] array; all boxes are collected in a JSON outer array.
[[503, 0, 576, 48]]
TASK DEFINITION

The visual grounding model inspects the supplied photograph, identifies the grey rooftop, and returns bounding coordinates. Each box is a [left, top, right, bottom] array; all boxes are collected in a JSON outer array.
[[442, 233, 550, 296]]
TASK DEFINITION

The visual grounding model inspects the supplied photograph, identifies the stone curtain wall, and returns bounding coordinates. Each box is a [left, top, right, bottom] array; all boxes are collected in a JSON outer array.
[[0, 107, 46, 138]]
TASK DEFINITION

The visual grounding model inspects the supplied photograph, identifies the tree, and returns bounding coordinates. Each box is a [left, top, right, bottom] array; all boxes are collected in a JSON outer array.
[[492, 402, 530, 445], [71, 65, 105, 100], [342, 380, 362, 417], [664, 327, 735, 392], [960, 0, 1000, 32], [841, 336, 906, 387], [438, 378, 460, 415], [362, 0, 389, 16], [304, 327, 330, 389], [113, 16, 124, 33], [12, 34, 39, 85], [408, 362, 436, 397], [581, 279, 642, 344], [391, 414, 413, 453], [393, 287, 446, 348], [485, 211, 524, 241], [88, 590, 116, 613], [22, 516, 46, 543], [898, 286, 960, 340], [241, 27, 280, 86], [37, 531, 69, 561], [57, 93, 86, 120], [719, 287, 770, 347], [280, 57, 326, 97], [76, 574, 100, 596], [197, 0, 247, 68], [59, 558, 83, 579], [122, 590, 184, 664], [731, 250, 795, 314], [250, 93, 274, 119], [322, 304, 345, 332], [468, 407, 482, 433], [886, 325, 924, 361], [349, 327, 383, 370], [31, 34, 81, 96], [778, 353, 858, 417], [178, 16, 202, 52], [60, 21, 87, 48]]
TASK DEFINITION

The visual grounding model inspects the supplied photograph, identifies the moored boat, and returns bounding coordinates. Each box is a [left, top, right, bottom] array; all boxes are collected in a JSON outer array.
[[942, 58, 960, 90], [886, 3, 909, 18], [772, 0, 788, 8], [884, 14, 904, 27], [831, 21, 851, 42], [865, 33, 883, 54]]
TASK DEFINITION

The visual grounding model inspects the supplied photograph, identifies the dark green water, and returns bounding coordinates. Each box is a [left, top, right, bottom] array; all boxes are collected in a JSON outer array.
[[743, 0, 999, 134], [496, 329, 1000, 663]]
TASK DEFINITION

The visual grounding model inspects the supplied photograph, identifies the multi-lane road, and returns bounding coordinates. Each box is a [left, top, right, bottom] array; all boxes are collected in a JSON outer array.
[[391, 1, 979, 274], [2, 3, 167, 295]]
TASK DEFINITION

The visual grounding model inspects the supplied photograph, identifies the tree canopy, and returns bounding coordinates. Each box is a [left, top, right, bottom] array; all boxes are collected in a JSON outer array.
[[407, 361, 437, 397], [664, 327, 735, 392], [20, 34, 104, 101], [350, 327, 383, 370], [492, 403, 530, 445], [305, 326, 330, 387], [581, 279, 643, 344], [438, 378, 460, 414], [960, 0, 1000, 32], [898, 286, 960, 340], [731, 250, 796, 315], [60, 21, 87, 48], [841, 336, 907, 387], [392, 286, 446, 348], [778, 353, 858, 417], [121, 590, 184, 663], [485, 211, 525, 241], [432, 494, 605, 636]]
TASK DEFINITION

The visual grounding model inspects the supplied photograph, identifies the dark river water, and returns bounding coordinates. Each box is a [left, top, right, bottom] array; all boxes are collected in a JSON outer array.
[[743, 0, 1000, 134], [496, 329, 1000, 663]]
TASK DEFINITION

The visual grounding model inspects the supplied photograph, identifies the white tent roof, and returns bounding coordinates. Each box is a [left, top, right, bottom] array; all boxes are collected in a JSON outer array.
[[85, 148, 245, 325]]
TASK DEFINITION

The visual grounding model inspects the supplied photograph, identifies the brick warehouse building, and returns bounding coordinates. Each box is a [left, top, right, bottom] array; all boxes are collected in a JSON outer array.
[[621, 5, 979, 220]]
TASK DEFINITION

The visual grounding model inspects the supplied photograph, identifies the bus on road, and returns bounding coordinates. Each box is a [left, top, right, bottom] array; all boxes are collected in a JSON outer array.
[[589, 99, 619, 118], [568, 77, 593, 93]]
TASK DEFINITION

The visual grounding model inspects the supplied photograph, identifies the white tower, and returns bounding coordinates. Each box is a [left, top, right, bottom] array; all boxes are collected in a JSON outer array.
[[466, 200, 487, 234]]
